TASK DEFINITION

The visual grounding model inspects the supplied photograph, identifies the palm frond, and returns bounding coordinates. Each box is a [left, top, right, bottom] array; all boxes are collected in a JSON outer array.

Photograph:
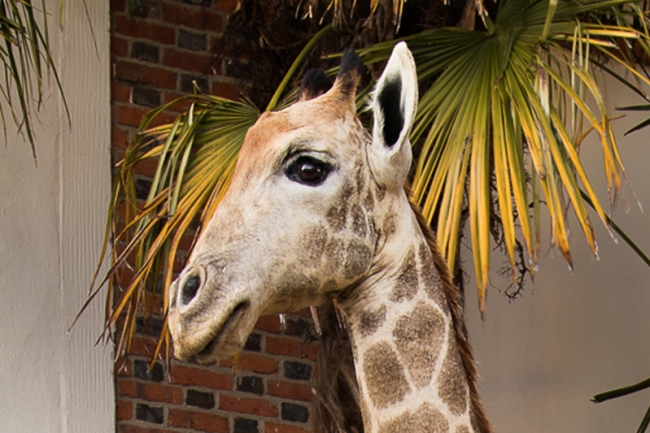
[[89, 94, 259, 358], [359, 0, 648, 308], [0, 0, 67, 159]]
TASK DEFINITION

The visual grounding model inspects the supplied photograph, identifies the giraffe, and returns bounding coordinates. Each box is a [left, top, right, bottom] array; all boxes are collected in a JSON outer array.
[[167, 42, 491, 433]]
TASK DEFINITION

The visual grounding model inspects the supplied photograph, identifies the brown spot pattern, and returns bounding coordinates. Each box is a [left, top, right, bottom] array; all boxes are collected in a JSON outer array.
[[419, 242, 446, 306], [367, 219, 377, 245], [321, 279, 338, 292], [375, 184, 386, 202], [378, 403, 450, 433], [393, 304, 445, 388], [382, 213, 397, 241], [390, 249, 418, 302], [343, 240, 372, 280], [363, 189, 375, 211], [355, 165, 366, 194], [326, 182, 356, 232], [438, 346, 469, 416], [456, 426, 470, 433], [277, 268, 319, 295], [340, 182, 355, 202], [302, 225, 328, 266], [357, 305, 387, 337], [326, 204, 348, 232], [325, 239, 346, 271], [351, 203, 368, 238], [363, 342, 410, 409]]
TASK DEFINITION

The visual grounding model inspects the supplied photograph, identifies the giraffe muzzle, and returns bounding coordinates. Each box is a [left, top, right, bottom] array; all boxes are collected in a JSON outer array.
[[168, 263, 255, 362]]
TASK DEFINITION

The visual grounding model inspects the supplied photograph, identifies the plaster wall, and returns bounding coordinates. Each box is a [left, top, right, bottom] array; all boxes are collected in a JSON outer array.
[[0, 2, 113, 432], [467, 71, 650, 432]]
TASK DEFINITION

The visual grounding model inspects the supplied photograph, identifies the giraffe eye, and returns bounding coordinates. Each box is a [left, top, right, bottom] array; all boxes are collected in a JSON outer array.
[[286, 156, 332, 186]]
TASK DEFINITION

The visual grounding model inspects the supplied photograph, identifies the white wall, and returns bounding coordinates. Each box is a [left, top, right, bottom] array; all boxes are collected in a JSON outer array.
[[0, 2, 113, 433], [467, 71, 650, 432]]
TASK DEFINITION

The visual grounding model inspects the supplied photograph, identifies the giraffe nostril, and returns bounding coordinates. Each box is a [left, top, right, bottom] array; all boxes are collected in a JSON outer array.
[[181, 274, 201, 306]]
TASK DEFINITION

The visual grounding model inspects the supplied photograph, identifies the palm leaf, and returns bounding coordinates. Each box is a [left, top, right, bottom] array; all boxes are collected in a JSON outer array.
[[117, 95, 257, 357], [0, 0, 67, 159], [359, 0, 647, 307]]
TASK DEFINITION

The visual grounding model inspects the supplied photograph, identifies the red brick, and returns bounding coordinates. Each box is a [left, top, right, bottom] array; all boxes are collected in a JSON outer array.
[[128, 336, 159, 357], [133, 156, 159, 178], [119, 380, 138, 398], [239, 353, 279, 374], [218, 395, 278, 417], [112, 127, 131, 150], [178, 231, 198, 252], [112, 81, 131, 102], [112, 36, 128, 57], [163, 92, 196, 112], [255, 314, 282, 333], [267, 380, 313, 402], [214, 0, 239, 13], [169, 364, 232, 390], [219, 353, 279, 374], [115, 61, 178, 89], [265, 337, 318, 361], [211, 81, 240, 100], [115, 357, 132, 377], [114, 15, 175, 44], [116, 105, 175, 128], [168, 408, 228, 433], [218, 357, 232, 368], [116, 400, 132, 421], [139, 383, 184, 404], [162, 48, 212, 74], [116, 105, 148, 127], [119, 424, 178, 433], [161, 4, 223, 33], [264, 422, 309, 433]]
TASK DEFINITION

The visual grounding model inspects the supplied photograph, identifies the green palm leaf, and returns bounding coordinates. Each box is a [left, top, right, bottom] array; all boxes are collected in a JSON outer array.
[[359, 0, 647, 307]]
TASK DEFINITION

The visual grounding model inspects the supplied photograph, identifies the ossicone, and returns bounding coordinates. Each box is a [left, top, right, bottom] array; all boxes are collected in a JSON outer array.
[[335, 47, 365, 99], [298, 68, 333, 102]]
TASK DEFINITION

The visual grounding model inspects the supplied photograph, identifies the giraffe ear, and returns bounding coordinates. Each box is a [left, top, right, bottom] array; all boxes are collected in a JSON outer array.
[[368, 42, 418, 190], [298, 69, 333, 101]]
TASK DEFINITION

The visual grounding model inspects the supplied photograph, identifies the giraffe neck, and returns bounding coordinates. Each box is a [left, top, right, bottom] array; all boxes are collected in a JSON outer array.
[[340, 204, 476, 433]]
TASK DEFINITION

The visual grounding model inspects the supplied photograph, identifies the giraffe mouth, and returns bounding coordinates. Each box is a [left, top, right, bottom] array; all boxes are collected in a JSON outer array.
[[194, 300, 249, 363]]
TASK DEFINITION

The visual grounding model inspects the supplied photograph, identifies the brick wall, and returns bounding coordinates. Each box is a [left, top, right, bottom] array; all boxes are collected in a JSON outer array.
[[111, 1, 321, 432]]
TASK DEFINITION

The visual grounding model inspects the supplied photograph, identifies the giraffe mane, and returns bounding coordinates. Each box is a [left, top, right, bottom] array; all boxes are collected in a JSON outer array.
[[407, 187, 492, 433], [313, 186, 492, 433], [314, 301, 364, 433]]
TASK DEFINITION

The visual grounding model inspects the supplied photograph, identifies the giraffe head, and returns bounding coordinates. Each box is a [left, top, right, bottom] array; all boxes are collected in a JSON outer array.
[[168, 43, 418, 363]]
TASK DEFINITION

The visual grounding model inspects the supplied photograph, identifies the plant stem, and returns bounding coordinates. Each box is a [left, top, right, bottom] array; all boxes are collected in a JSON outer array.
[[580, 189, 650, 268], [592, 377, 650, 403]]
